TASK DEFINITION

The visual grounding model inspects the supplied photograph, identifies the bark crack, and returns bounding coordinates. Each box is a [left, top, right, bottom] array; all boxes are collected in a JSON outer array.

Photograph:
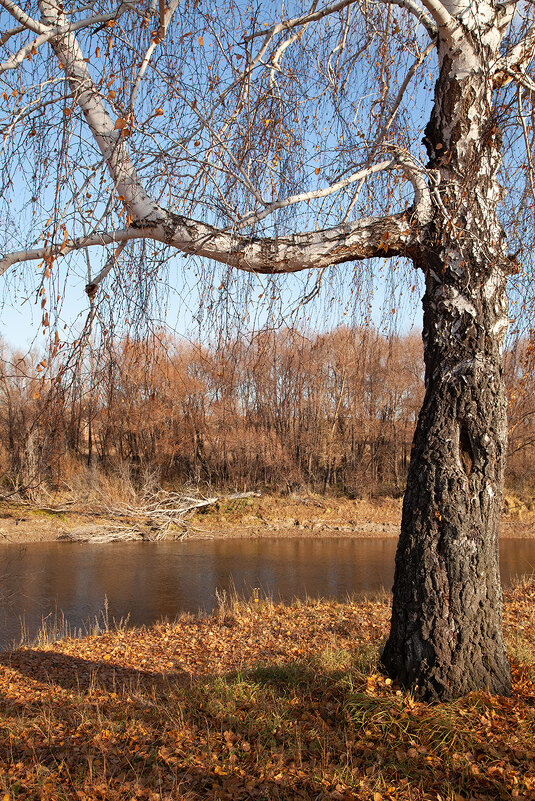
[[459, 423, 474, 476]]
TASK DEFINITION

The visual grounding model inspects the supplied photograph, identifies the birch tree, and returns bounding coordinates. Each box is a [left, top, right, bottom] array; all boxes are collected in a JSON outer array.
[[2, 0, 535, 699]]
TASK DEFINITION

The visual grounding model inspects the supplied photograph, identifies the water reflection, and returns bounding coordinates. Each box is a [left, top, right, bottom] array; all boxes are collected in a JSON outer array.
[[1, 537, 534, 648]]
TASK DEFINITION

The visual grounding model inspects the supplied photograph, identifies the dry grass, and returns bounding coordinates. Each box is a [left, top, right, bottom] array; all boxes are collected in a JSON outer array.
[[3, 483, 535, 544]]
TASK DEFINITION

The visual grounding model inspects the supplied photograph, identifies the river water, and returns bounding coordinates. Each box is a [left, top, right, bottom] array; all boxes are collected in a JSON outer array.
[[1, 537, 534, 648]]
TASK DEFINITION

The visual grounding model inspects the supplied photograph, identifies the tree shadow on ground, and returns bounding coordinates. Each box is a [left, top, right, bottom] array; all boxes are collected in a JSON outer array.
[[0, 647, 532, 800], [0, 646, 182, 691]]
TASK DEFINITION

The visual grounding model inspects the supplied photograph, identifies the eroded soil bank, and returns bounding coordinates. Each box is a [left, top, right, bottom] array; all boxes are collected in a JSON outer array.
[[1, 493, 534, 544]]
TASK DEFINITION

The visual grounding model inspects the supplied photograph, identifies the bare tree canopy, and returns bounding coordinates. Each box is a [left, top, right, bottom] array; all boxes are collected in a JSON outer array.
[[0, 0, 435, 282], [0, 0, 533, 282], [2, 0, 535, 700]]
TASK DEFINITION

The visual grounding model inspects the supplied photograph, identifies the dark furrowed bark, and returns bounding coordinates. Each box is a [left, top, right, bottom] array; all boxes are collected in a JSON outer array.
[[381, 251, 511, 700]]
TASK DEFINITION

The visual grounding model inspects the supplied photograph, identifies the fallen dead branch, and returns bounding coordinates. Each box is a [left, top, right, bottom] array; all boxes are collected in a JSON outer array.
[[55, 491, 260, 542], [57, 524, 149, 543]]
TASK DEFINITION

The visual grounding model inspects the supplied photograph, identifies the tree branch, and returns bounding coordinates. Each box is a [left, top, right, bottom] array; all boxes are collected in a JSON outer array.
[[85, 241, 127, 296], [344, 41, 435, 221], [129, 0, 180, 109], [382, 0, 436, 38], [0, 0, 46, 34], [0, 8, 128, 76], [417, 0, 473, 53], [0, 23, 27, 46], [0, 228, 145, 276], [494, 66, 535, 92], [238, 160, 395, 227], [0, 0, 435, 281], [0, 207, 420, 277], [418, 0, 453, 31], [244, 0, 437, 43], [494, 26, 535, 87], [38, 0, 162, 222]]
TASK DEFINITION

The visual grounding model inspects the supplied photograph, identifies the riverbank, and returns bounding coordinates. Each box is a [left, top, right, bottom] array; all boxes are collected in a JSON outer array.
[[1, 582, 534, 800], [1, 492, 534, 543]]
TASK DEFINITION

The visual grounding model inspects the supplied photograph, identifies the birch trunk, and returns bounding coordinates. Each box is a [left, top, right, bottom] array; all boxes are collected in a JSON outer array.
[[382, 26, 513, 699], [381, 252, 511, 699]]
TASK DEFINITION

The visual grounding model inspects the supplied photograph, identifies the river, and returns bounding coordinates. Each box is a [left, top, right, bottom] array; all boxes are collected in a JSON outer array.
[[1, 537, 534, 648]]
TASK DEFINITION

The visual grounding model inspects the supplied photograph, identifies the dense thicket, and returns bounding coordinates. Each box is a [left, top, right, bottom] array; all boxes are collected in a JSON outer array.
[[0, 326, 533, 498]]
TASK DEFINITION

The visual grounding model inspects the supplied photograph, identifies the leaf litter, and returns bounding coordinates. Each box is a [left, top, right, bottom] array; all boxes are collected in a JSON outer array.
[[0, 582, 534, 800]]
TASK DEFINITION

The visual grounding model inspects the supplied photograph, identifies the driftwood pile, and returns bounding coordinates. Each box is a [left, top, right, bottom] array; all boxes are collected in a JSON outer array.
[[56, 491, 260, 543]]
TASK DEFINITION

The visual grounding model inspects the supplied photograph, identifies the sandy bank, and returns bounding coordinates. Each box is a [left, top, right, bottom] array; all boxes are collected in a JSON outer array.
[[1, 494, 534, 543]]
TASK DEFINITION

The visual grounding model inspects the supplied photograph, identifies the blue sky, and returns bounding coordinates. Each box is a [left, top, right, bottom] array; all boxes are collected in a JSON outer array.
[[0, 249, 424, 354]]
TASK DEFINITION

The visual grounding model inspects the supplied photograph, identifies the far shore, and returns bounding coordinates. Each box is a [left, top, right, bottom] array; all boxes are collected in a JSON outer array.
[[1, 492, 534, 544]]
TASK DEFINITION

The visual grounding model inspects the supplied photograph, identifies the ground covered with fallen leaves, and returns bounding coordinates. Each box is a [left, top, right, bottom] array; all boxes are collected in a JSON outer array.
[[1, 583, 535, 800]]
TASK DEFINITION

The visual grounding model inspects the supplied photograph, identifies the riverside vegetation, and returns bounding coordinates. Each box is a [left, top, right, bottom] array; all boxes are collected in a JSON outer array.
[[1, 582, 535, 800], [2, 325, 535, 543], [2, 326, 535, 505]]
